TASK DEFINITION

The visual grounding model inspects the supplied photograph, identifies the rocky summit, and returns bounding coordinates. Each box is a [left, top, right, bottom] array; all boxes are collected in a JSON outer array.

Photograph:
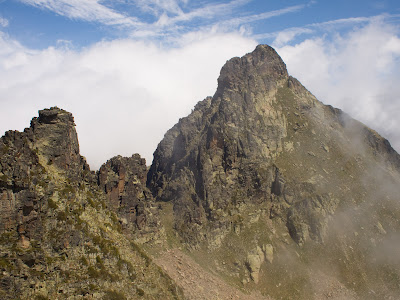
[[1, 45, 400, 299]]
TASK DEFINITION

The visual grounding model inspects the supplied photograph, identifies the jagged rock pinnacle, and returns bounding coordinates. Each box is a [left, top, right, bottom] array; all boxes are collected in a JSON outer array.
[[36, 106, 75, 124]]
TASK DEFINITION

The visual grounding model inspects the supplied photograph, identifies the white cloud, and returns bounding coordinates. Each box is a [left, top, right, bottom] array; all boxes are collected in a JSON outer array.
[[19, 0, 141, 27], [130, 1, 304, 39], [256, 15, 374, 43], [133, 0, 185, 16], [134, 0, 249, 19], [219, 4, 305, 28], [311, 16, 372, 27], [159, 0, 251, 24], [276, 19, 400, 152], [18, 0, 306, 42], [0, 30, 256, 169], [142, 2, 307, 42], [0, 17, 8, 27], [272, 28, 313, 47]]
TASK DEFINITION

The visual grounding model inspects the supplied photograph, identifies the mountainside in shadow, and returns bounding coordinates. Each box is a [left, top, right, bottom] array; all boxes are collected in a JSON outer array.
[[1, 45, 400, 299]]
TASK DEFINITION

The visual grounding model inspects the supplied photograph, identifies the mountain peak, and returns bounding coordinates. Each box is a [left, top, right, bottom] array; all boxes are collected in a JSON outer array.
[[216, 44, 288, 97], [36, 106, 74, 125], [27, 107, 82, 173]]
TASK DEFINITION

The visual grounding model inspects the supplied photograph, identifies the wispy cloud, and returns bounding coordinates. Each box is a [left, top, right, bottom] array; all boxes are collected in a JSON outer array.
[[19, 0, 142, 27], [312, 16, 372, 27], [157, 0, 251, 24], [275, 19, 400, 152], [18, 0, 308, 43], [132, 0, 187, 17], [255, 16, 375, 45], [133, 0, 250, 20], [255, 14, 400, 49], [131, 2, 307, 41], [0, 16, 9, 28], [271, 28, 313, 47], [218, 4, 306, 28]]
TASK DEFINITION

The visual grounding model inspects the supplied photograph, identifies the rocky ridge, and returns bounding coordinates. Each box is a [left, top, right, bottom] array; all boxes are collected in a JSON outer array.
[[0, 107, 182, 299], [0, 45, 400, 299]]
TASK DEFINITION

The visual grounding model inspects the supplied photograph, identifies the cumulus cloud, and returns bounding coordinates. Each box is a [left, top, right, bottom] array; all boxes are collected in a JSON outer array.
[[0, 30, 256, 169], [275, 19, 400, 152]]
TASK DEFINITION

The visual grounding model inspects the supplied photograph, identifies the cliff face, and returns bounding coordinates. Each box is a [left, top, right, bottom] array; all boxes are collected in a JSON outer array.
[[148, 45, 400, 298], [98, 154, 163, 243], [148, 45, 291, 245], [0, 108, 90, 241], [0, 107, 182, 299]]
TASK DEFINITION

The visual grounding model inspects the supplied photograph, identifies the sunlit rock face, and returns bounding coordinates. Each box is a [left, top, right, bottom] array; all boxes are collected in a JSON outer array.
[[0, 107, 183, 300]]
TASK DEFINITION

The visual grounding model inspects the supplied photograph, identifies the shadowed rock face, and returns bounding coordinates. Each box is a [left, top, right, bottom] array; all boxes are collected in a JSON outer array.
[[98, 154, 162, 243], [147, 45, 292, 246]]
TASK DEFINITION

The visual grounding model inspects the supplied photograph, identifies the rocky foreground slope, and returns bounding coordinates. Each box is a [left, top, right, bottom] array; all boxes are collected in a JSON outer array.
[[1, 45, 400, 299], [0, 108, 182, 299]]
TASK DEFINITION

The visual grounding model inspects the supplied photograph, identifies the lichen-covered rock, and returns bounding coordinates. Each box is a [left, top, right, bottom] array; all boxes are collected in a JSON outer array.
[[0, 107, 183, 299], [148, 45, 290, 246], [263, 244, 273, 264], [98, 154, 163, 243], [246, 246, 265, 283], [148, 45, 400, 248], [147, 46, 321, 246], [31, 107, 83, 173], [147, 45, 400, 298]]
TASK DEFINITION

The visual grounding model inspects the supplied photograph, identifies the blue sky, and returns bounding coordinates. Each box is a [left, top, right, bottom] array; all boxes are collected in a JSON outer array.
[[1, 0, 400, 168], [2, 0, 400, 48]]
